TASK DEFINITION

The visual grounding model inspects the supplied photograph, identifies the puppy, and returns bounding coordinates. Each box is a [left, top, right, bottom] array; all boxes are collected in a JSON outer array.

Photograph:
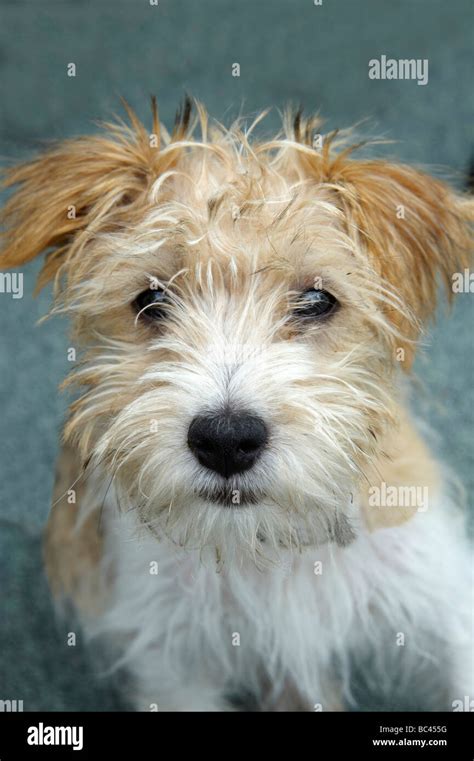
[[2, 98, 472, 711]]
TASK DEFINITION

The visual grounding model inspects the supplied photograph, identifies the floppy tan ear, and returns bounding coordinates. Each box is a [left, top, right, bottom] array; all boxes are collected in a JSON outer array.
[[333, 160, 473, 365], [0, 98, 188, 289]]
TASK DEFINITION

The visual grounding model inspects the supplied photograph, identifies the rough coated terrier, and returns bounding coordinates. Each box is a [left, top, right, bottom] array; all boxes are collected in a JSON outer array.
[[2, 98, 473, 711]]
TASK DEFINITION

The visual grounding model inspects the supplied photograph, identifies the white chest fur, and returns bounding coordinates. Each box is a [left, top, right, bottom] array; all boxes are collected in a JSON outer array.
[[84, 490, 472, 711]]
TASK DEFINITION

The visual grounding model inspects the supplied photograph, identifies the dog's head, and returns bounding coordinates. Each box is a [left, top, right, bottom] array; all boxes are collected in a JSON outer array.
[[2, 99, 472, 561]]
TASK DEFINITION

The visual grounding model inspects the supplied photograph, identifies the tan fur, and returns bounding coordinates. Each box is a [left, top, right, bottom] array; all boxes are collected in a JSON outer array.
[[44, 444, 104, 614], [333, 161, 474, 366], [360, 409, 440, 530]]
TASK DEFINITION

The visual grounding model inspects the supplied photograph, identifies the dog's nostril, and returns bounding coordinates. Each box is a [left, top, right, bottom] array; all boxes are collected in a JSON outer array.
[[187, 412, 268, 479], [237, 439, 260, 454], [193, 437, 213, 453]]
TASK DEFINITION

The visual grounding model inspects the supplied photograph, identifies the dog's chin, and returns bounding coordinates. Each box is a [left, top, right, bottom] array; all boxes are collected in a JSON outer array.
[[114, 466, 357, 557], [192, 483, 358, 550]]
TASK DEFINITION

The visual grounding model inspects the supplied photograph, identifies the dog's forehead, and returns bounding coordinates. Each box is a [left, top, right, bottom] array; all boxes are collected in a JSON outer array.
[[141, 148, 348, 277], [168, 146, 330, 216]]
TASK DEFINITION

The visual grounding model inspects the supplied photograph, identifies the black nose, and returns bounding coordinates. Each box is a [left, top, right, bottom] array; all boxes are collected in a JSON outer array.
[[187, 412, 268, 478]]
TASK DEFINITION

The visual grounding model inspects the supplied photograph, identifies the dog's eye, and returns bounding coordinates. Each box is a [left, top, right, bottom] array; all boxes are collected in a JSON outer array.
[[133, 287, 170, 322], [293, 289, 338, 320]]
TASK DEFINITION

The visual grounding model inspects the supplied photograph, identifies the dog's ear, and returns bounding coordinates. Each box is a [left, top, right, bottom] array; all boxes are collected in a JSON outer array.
[[333, 160, 473, 365], [0, 99, 177, 289]]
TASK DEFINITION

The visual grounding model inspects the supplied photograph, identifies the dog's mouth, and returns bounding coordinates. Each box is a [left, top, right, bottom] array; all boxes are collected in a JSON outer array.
[[196, 484, 265, 507]]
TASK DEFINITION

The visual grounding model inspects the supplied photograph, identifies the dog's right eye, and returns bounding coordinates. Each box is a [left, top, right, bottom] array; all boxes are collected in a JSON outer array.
[[133, 288, 170, 322]]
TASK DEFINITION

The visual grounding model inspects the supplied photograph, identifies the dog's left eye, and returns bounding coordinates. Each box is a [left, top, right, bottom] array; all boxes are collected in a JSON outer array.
[[133, 287, 170, 322], [293, 289, 338, 320]]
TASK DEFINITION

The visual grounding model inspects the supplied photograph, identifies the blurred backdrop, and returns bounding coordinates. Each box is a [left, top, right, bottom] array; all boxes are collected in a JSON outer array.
[[0, 0, 472, 710]]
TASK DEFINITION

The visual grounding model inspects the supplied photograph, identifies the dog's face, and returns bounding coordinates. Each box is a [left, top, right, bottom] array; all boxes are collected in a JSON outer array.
[[2, 101, 471, 561]]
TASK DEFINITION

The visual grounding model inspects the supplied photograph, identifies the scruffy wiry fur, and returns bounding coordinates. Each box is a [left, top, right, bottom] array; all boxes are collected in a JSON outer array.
[[92, 486, 472, 711], [2, 98, 473, 710]]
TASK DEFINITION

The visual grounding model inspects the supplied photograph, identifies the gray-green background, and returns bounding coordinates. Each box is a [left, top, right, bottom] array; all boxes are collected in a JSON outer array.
[[0, 0, 472, 710]]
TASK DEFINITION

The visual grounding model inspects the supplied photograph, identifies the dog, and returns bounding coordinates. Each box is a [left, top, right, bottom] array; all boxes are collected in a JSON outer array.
[[1, 97, 472, 711]]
